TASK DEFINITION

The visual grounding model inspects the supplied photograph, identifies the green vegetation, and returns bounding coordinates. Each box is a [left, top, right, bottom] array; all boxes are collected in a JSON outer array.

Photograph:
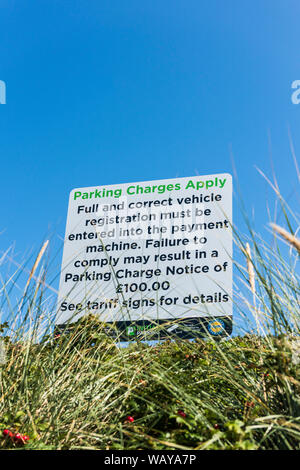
[[0, 316, 299, 450]]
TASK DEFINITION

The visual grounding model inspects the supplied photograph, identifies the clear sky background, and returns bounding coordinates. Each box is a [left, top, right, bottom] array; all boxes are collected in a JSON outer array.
[[0, 1, 300, 325]]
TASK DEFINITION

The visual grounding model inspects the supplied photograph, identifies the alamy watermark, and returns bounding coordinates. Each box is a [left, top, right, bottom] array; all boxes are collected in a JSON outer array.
[[0, 80, 6, 104], [291, 80, 300, 105]]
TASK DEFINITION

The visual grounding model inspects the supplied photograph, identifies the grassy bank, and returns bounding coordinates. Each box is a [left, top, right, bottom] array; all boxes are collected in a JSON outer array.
[[0, 318, 299, 450], [0, 185, 299, 450]]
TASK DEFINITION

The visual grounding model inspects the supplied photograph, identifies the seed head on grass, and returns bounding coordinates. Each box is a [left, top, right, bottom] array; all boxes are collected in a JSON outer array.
[[242, 242, 256, 295], [0, 339, 6, 365], [24, 240, 49, 293], [270, 223, 300, 254]]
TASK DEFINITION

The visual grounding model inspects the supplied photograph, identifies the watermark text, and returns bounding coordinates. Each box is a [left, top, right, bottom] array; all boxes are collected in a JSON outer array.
[[291, 80, 300, 104], [0, 80, 6, 104]]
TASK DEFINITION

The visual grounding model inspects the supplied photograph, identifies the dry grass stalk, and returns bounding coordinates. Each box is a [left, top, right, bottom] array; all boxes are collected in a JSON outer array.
[[17, 240, 49, 314], [243, 242, 255, 295], [243, 243, 262, 334], [271, 223, 300, 254], [24, 240, 49, 293]]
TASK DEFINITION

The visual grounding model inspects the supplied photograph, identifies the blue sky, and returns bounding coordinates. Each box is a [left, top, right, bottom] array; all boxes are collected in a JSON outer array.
[[0, 1, 300, 327]]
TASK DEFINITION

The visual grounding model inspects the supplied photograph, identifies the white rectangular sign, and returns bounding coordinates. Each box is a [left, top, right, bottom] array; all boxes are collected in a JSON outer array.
[[56, 174, 232, 340]]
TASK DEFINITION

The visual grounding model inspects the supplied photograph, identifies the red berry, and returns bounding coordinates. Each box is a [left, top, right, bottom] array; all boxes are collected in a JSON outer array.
[[177, 410, 186, 418], [214, 423, 219, 429], [13, 433, 24, 443], [23, 435, 30, 442], [2, 429, 13, 438], [126, 416, 134, 423]]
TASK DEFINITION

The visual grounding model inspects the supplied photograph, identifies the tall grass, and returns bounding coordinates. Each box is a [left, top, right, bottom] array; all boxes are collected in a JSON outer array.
[[0, 179, 299, 450]]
